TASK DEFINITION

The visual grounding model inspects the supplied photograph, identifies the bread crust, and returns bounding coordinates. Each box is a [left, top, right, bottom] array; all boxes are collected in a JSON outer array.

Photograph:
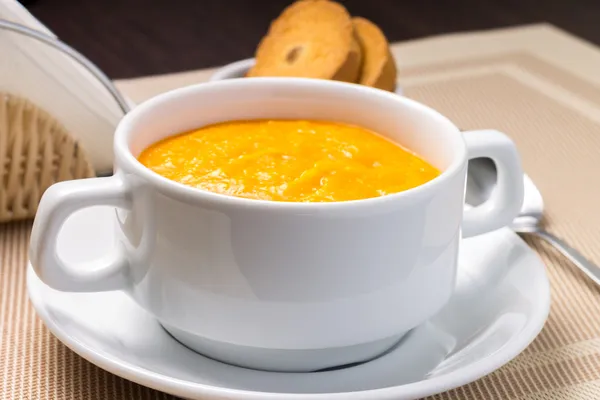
[[353, 17, 397, 91]]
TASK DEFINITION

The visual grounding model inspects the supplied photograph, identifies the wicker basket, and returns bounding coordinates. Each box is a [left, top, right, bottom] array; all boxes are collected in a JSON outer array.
[[0, 93, 95, 222]]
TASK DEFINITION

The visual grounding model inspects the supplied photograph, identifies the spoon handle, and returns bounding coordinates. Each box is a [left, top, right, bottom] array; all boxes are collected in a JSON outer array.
[[527, 230, 600, 286]]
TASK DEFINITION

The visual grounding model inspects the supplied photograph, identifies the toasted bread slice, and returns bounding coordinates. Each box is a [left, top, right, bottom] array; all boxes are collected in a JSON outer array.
[[248, 0, 360, 82], [352, 17, 397, 91], [332, 35, 363, 83]]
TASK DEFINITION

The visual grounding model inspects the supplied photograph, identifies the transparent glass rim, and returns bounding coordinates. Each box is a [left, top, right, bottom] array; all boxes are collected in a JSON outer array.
[[0, 18, 131, 115]]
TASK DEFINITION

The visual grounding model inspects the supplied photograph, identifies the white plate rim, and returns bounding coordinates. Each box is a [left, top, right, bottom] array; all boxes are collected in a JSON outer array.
[[27, 227, 550, 400], [208, 58, 404, 96]]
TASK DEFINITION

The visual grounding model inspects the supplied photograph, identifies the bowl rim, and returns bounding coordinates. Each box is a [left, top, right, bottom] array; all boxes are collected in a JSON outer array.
[[116, 78, 454, 212]]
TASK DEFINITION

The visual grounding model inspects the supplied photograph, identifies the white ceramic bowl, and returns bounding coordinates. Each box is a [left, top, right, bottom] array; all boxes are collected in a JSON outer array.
[[209, 58, 404, 95], [30, 78, 522, 373]]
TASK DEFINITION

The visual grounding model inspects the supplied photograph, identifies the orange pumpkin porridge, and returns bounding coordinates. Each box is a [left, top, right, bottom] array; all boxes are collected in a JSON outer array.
[[138, 120, 439, 202]]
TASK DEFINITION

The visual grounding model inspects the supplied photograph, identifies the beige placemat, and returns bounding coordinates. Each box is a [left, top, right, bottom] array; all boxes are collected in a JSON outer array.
[[2, 23, 600, 399]]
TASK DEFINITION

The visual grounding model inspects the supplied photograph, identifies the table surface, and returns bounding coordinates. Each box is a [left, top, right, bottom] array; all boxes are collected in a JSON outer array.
[[2, 24, 600, 400]]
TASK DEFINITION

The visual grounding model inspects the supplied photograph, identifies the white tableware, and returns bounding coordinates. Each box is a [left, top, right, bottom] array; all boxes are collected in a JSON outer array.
[[27, 205, 550, 400], [209, 58, 404, 95], [209, 58, 255, 80], [29, 78, 524, 372]]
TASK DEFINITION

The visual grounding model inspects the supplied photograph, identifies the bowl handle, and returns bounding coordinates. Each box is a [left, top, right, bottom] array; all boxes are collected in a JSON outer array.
[[29, 175, 131, 292], [462, 130, 524, 237]]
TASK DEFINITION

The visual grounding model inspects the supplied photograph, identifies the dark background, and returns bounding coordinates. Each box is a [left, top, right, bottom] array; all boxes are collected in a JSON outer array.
[[23, 0, 600, 79]]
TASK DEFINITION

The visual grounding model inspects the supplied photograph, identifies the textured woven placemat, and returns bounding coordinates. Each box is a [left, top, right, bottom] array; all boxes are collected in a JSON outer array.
[[2, 24, 600, 399]]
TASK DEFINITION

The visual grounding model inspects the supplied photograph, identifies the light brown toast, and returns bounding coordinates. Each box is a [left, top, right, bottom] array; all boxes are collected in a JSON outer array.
[[247, 0, 361, 82], [352, 17, 397, 91]]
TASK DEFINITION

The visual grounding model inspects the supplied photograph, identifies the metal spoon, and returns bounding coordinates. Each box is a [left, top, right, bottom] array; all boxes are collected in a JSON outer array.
[[467, 157, 600, 286]]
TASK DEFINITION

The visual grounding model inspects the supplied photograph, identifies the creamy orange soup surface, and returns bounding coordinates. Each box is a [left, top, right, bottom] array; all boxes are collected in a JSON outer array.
[[138, 120, 440, 202]]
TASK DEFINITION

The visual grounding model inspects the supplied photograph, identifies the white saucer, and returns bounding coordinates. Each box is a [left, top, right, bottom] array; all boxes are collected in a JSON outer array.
[[208, 58, 404, 95], [28, 206, 550, 400]]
